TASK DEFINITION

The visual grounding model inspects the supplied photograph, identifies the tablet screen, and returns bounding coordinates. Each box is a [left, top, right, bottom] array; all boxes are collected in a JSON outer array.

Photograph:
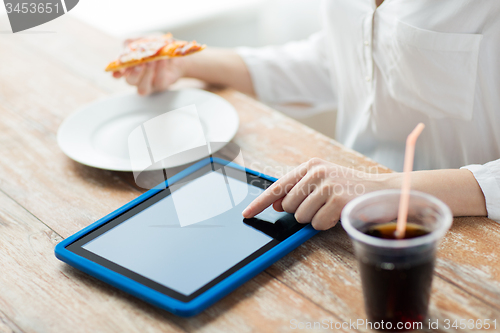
[[67, 162, 305, 302]]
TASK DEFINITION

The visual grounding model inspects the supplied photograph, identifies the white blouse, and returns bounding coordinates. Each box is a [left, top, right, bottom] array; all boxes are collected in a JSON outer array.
[[236, 0, 500, 221]]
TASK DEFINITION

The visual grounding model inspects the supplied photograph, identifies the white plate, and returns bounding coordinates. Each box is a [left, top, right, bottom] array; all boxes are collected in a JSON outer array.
[[57, 89, 239, 171]]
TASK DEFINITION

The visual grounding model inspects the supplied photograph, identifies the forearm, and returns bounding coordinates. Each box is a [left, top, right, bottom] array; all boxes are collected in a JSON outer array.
[[181, 48, 255, 96], [388, 169, 487, 217]]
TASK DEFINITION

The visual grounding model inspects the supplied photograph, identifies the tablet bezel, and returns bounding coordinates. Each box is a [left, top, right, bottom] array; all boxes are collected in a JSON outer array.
[[55, 157, 319, 316]]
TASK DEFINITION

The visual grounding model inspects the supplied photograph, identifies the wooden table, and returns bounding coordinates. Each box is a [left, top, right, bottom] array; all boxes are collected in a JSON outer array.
[[0, 16, 498, 333]]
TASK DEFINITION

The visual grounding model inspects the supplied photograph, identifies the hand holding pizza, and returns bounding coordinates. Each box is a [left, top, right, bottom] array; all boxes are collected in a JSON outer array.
[[108, 34, 206, 95], [112, 58, 186, 95]]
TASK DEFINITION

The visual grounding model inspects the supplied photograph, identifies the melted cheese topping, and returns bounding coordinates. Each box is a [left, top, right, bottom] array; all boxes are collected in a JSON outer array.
[[119, 35, 173, 64]]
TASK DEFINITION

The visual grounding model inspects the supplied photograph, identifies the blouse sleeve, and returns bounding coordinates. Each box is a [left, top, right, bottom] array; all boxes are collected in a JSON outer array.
[[461, 159, 500, 222], [235, 31, 336, 117]]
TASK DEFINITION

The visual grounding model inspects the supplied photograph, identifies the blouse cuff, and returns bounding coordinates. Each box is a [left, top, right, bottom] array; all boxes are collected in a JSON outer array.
[[235, 46, 277, 105], [461, 163, 500, 222]]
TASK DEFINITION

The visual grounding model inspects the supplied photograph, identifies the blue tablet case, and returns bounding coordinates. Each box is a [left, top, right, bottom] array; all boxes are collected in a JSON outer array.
[[55, 157, 318, 317]]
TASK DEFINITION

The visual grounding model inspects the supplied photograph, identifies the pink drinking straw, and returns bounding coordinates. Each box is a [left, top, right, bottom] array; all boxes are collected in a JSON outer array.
[[395, 123, 425, 239]]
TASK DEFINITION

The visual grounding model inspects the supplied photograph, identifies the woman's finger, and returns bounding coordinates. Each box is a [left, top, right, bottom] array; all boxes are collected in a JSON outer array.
[[137, 63, 156, 95], [310, 197, 341, 230], [293, 189, 329, 223], [125, 65, 145, 86], [242, 163, 308, 218], [152, 60, 170, 92], [112, 70, 125, 78], [280, 173, 321, 214], [273, 197, 284, 212]]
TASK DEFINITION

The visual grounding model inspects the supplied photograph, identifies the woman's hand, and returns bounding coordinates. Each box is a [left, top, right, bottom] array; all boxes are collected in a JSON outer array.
[[242, 158, 396, 230], [111, 37, 187, 95], [112, 58, 186, 96], [242, 158, 488, 230]]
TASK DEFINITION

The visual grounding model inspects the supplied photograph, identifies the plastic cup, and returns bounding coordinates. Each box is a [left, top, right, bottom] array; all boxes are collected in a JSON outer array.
[[341, 189, 452, 332]]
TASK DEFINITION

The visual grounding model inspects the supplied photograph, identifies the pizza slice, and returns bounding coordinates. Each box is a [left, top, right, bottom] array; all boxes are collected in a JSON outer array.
[[105, 33, 206, 72]]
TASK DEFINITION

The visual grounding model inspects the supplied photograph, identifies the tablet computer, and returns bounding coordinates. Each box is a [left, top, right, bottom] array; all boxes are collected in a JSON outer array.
[[55, 157, 318, 317]]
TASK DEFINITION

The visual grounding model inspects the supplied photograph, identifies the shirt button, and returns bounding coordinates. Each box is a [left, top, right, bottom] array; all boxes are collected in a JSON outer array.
[[364, 40, 370, 46], [365, 76, 371, 82]]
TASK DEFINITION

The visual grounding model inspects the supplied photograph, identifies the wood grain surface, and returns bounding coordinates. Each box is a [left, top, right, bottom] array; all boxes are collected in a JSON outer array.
[[0, 15, 498, 333]]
